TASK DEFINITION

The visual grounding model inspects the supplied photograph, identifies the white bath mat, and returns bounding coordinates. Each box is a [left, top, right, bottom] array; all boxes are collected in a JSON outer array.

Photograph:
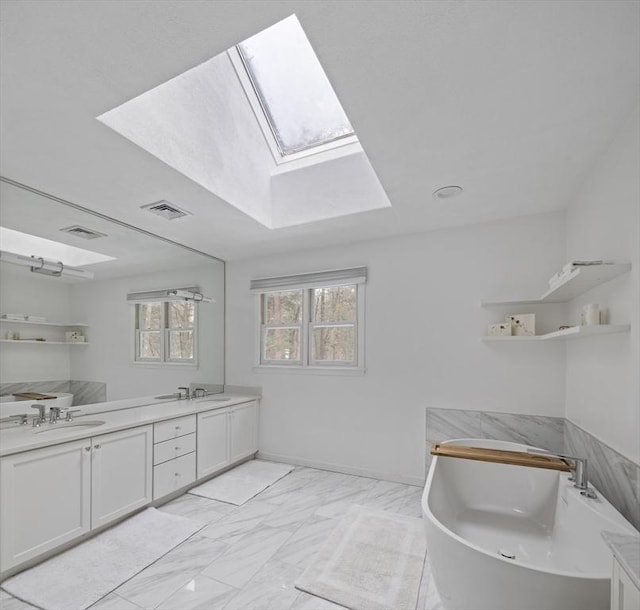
[[296, 505, 426, 610], [2, 507, 204, 610], [188, 459, 295, 505]]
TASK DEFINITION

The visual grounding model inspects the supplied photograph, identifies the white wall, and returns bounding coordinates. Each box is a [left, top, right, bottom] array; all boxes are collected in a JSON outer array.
[[69, 262, 225, 400], [0, 265, 72, 381], [565, 104, 640, 464], [226, 212, 567, 484]]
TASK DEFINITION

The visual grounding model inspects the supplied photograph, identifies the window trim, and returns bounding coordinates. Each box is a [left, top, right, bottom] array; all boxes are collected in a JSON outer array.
[[228, 46, 359, 166], [130, 301, 199, 367], [253, 274, 365, 373]]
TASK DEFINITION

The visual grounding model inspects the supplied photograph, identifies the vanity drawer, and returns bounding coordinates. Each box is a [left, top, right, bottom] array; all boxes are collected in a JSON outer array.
[[153, 452, 196, 500], [153, 433, 196, 465], [154, 415, 196, 444]]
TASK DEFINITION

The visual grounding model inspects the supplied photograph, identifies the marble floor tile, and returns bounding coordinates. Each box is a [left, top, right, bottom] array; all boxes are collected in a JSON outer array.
[[261, 493, 323, 529], [416, 557, 444, 610], [115, 535, 229, 609], [199, 499, 278, 545], [360, 479, 419, 513], [221, 559, 302, 610], [156, 575, 237, 610], [272, 515, 338, 569], [290, 592, 349, 610], [89, 592, 143, 609], [158, 494, 235, 523], [0, 590, 38, 610], [201, 524, 294, 588]]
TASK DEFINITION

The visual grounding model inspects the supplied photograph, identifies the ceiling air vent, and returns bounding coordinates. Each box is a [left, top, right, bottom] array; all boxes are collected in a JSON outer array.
[[59, 225, 107, 239], [141, 200, 191, 220]]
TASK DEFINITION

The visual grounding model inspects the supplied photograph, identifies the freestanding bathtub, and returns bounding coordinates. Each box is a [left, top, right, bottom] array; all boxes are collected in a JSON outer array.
[[0, 393, 73, 418], [422, 438, 637, 610]]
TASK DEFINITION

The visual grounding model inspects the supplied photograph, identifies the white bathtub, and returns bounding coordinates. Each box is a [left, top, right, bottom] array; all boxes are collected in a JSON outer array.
[[422, 438, 637, 610], [0, 393, 73, 417]]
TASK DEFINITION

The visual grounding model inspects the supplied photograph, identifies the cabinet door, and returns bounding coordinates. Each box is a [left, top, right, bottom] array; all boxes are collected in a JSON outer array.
[[229, 401, 258, 463], [197, 409, 229, 479], [0, 439, 91, 571], [91, 425, 153, 529]]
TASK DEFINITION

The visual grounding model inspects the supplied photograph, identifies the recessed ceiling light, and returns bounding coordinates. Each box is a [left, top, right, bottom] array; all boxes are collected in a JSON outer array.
[[433, 185, 463, 200]]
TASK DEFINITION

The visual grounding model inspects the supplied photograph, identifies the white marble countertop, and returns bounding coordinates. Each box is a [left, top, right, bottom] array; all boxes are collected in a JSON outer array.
[[602, 530, 640, 590], [0, 394, 258, 457]]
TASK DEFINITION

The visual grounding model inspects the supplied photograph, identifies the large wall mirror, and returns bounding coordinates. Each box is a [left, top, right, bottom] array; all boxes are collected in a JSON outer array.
[[0, 179, 224, 412]]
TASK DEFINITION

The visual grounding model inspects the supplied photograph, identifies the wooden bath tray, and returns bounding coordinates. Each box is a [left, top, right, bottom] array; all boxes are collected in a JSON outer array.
[[12, 392, 56, 400], [430, 443, 572, 472]]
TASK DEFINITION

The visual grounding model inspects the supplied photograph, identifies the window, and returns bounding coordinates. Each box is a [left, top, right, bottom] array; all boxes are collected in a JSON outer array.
[[134, 300, 197, 364], [252, 268, 366, 371], [236, 15, 355, 157]]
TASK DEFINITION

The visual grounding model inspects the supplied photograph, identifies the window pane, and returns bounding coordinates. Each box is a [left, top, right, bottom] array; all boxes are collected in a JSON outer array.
[[264, 327, 300, 361], [264, 290, 302, 324], [313, 285, 356, 322], [139, 303, 162, 330], [237, 15, 354, 155], [168, 301, 195, 328], [312, 325, 355, 363], [169, 330, 194, 360], [139, 331, 161, 359]]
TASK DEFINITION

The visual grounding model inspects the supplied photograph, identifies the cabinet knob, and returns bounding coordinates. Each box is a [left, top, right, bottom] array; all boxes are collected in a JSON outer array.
[[174, 472, 181, 477], [94, 444, 101, 449], [175, 447, 180, 451], [85, 446, 91, 452], [175, 426, 181, 430]]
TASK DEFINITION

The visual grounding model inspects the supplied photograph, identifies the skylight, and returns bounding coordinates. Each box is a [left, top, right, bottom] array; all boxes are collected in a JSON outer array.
[[0, 227, 116, 266], [237, 15, 355, 156]]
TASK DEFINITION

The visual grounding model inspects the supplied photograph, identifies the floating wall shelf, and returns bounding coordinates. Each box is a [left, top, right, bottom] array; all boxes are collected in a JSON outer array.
[[481, 263, 632, 307], [0, 318, 88, 327], [481, 324, 630, 342], [0, 340, 90, 345]]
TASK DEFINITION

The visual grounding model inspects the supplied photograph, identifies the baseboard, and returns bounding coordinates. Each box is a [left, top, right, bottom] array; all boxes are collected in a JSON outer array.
[[257, 451, 424, 487]]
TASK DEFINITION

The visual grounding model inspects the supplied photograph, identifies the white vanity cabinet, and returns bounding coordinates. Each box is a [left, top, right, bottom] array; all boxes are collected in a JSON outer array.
[[196, 401, 258, 480], [91, 426, 153, 528], [0, 425, 153, 572], [611, 557, 640, 610], [0, 439, 92, 571], [197, 409, 229, 479], [152, 415, 196, 500], [229, 401, 258, 463]]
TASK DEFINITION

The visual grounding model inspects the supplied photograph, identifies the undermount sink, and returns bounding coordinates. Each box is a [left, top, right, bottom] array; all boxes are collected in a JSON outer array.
[[35, 420, 106, 433]]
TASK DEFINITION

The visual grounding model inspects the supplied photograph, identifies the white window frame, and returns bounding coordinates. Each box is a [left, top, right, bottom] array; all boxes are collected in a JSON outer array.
[[131, 301, 199, 367], [228, 47, 360, 167], [252, 269, 366, 375]]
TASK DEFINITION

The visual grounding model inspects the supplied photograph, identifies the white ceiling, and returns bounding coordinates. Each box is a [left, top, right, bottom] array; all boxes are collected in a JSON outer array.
[[1, 0, 638, 261]]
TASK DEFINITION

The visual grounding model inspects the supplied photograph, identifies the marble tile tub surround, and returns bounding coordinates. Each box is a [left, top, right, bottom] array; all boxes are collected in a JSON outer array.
[[0, 380, 106, 407], [426, 408, 640, 531], [565, 420, 640, 532]]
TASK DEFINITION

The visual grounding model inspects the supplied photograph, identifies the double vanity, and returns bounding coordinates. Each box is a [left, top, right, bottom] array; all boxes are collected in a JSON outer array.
[[0, 394, 259, 580]]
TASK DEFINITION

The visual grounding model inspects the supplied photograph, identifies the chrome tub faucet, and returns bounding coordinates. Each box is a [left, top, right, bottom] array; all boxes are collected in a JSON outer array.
[[527, 448, 597, 498]]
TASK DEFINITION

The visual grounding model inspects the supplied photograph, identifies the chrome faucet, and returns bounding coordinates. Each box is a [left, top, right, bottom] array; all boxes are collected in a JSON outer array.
[[527, 448, 597, 498], [0, 414, 29, 425], [192, 387, 206, 399], [49, 406, 62, 424], [177, 387, 190, 400], [31, 403, 47, 427]]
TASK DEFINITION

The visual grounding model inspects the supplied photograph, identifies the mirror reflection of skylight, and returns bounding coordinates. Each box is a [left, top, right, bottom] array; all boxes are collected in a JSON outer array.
[[237, 15, 355, 156], [0, 227, 116, 266]]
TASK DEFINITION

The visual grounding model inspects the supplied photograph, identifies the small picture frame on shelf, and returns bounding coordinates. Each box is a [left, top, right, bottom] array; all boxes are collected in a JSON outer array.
[[506, 313, 535, 336], [488, 322, 512, 336]]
